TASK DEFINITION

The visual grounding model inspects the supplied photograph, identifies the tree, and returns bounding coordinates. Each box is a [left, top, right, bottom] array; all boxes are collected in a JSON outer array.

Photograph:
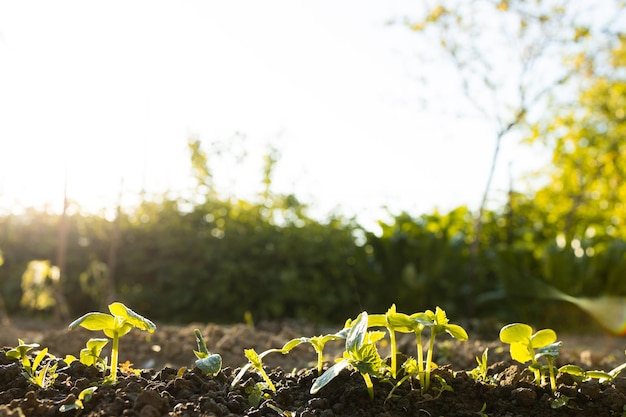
[[400, 0, 625, 241], [526, 36, 626, 241]]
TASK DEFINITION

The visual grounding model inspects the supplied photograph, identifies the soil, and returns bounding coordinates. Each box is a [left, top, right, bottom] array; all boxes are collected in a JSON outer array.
[[1, 317, 626, 416]]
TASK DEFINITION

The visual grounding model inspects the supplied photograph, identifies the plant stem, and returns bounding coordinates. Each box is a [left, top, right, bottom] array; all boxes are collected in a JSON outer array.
[[110, 334, 119, 384], [548, 358, 556, 392], [361, 372, 374, 400], [317, 351, 324, 375], [260, 369, 276, 392], [424, 334, 436, 392], [415, 332, 425, 388], [390, 329, 397, 379]]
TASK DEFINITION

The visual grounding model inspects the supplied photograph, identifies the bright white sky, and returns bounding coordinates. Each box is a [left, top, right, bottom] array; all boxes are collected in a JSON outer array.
[[0, 1, 551, 229]]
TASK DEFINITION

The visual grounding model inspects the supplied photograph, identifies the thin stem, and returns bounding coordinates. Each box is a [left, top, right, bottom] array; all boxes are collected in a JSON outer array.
[[361, 373, 374, 400], [415, 331, 425, 388], [548, 358, 556, 392], [390, 329, 397, 379], [110, 334, 119, 384], [424, 333, 436, 391], [317, 350, 323, 375], [260, 369, 276, 392]]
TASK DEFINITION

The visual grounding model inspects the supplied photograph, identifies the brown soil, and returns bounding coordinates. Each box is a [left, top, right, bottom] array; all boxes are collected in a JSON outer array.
[[1, 317, 625, 416]]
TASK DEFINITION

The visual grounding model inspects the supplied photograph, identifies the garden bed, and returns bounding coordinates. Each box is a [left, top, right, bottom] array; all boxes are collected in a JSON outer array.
[[1, 318, 625, 416]]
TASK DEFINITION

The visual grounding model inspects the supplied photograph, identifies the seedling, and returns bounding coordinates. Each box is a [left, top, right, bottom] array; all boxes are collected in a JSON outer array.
[[311, 312, 386, 400], [368, 304, 415, 379], [413, 306, 468, 391], [68, 302, 156, 384], [280, 328, 349, 375], [499, 323, 558, 388], [231, 347, 282, 392], [558, 364, 614, 382], [59, 386, 97, 413], [386, 356, 419, 400], [193, 329, 222, 376], [6, 339, 58, 389], [469, 348, 494, 384], [533, 341, 562, 391], [64, 338, 109, 376]]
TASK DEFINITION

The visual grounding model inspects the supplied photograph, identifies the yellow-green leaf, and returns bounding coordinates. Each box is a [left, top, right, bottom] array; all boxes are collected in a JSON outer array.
[[499, 323, 532, 344], [530, 329, 557, 348], [510, 342, 532, 363], [445, 324, 469, 341], [69, 313, 115, 331]]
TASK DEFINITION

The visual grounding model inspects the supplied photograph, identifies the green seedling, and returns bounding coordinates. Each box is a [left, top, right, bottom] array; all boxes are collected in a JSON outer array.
[[68, 302, 156, 384], [59, 386, 97, 413], [193, 329, 222, 375], [280, 328, 349, 375], [64, 338, 110, 377], [414, 306, 468, 391], [469, 348, 495, 384], [558, 364, 615, 382], [532, 341, 562, 391], [311, 312, 386, 400], [368, 304, 415, 379], [386, 357, 419, 400], [7, 339, 58, 388], [476, 402, 488, 417], [499, 323, 558, 389], [231, 347, 283, 392], [6, 339, 39, 370]]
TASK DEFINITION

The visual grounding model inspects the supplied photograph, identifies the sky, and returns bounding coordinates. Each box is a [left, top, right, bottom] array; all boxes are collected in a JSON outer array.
[[0, 1, 552, 229]]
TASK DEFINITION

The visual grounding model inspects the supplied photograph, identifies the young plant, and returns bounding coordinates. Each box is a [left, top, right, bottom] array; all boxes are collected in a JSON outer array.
[[558, 364, 614, 383], [310, 311, 386, 400], [231, 347, 282, 392], [193, 329, 222, 376], [499, 323, 558, 389], [386, 356, 419, 400], [65, 338, 110, 377], [533, 341, 562, 391], [59, 386, 98, 413], [6, 339, 58, 388], [68, 302, 156, 384], [279, 328, 349, 375], [414, 306, 469, 391], [469, 348, 494, 384], [368, 304, 415, 379]]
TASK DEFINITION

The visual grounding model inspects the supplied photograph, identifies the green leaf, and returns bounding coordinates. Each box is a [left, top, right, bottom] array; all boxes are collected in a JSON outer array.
[[367, 313, 388, 328], [32, 348, 48, 371], [386, 311, 415, 332], [310, 359, 350, 394], [434, 306, 448, 325], [195, 354, 222, 375], [194, 329, 209, 358], [69, 312, 115, 331], [445, 324, 469, 341], [559, 364, 584, 376], [281, 337, 307, 353], [535, 341, 562, 359], [530, 329, 557, 348], [510, 342, 532, 363], [499, 323, 532, 344], [86, 338, 109, 351], [108, 302, 156, 333], [346, 312, 368, 354], [352, 343, 383, 376], [585, 370, 613, 380], [244, 349, 262, 369]]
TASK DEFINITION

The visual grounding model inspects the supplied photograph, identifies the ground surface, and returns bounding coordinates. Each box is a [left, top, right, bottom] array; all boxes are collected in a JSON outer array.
[[1, 317, 626, 416]]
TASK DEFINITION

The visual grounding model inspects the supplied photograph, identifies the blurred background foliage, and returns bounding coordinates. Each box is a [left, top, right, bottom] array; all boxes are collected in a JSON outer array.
[[1, 6, 625, 331]]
